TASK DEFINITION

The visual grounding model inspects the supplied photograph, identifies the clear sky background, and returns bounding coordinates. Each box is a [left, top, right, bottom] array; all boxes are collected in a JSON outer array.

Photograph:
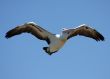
[[1, 0, 110, 79]]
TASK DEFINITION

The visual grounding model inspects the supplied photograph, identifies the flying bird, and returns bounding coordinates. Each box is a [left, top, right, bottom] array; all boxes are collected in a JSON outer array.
[[5, 22, 104, 55]]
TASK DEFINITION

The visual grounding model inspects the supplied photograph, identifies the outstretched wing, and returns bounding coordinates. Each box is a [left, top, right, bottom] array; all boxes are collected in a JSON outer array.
[[64, 24, 104, 41], [5, 22, 53, 44]]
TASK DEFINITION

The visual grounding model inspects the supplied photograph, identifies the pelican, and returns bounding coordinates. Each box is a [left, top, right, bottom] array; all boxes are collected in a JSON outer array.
[[5, 22, 104, 55]]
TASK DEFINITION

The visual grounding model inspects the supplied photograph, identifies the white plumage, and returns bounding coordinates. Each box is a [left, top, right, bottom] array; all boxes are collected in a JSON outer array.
[[5, 22, 104, 55]]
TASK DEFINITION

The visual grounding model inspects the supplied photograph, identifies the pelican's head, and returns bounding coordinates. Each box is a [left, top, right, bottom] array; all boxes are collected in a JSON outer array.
[[61, 28, 69, 35], [62, 28, 68, 31]]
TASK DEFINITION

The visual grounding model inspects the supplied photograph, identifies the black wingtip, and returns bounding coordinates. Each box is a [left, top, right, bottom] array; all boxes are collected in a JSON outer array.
[[97, 32, 105, 41], [5, 27, 20, 39], [5, 30, 13, 39], [93, 29, 105, 41], [5, 33, 10, 39], [101, 35, 105, 41]]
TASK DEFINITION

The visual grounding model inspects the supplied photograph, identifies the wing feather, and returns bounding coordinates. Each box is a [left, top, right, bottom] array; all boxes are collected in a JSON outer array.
[[65, 24, 104, 41], [5, 22, 53, 44]]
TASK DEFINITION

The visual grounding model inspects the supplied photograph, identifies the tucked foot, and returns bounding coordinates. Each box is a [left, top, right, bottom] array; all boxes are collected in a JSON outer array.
[[43, 47, 52, 55], [43, 47, 57, 55]]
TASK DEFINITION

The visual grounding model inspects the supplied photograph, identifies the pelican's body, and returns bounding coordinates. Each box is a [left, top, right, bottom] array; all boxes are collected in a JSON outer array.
[[46, 34, 67, 54], [5, 22, 104, 55]]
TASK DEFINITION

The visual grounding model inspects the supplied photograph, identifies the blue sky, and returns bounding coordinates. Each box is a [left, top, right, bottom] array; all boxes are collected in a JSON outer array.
[[1, 0, 110, 79]]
